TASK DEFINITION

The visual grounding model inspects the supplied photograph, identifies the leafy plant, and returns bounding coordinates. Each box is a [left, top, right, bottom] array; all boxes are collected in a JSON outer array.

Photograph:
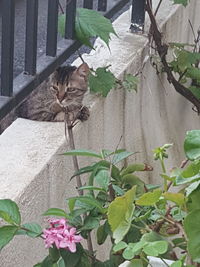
[[3, 130, 200, 266], [58, 7, 138, 97]]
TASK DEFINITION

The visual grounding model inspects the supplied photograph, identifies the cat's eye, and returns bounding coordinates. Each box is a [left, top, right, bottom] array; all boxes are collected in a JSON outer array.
[[50, 85, 58, 93], [67, 87, 76, 92], [52, 86, 58, 91]]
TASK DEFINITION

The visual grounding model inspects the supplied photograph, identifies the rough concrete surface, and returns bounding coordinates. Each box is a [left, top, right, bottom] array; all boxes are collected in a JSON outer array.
[[0, 0, 200, 266]]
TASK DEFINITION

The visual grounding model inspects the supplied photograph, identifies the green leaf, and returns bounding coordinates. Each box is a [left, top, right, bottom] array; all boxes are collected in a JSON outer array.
[[171, 0, 189, 7], [184, 209, 200, 262], [58, 259, 65, 267], [58, 8, 116, 49], [112, 151, 136, 165], [121, 163, 150, 176], [40, 256, 54, 267], [89, 67, 116, 97], [169, 42, 194, 48], [122, 174, 145, 196], [60, 244, 83, 267], [19, 223, 42, 238], [67, 196, 105, 213], [43, 208, 69, 219], [78, 186, 106, 192], [136, 189, 162, 206], [0, 225, 18, 250], [171, 261, 183, 267], [189, 86, 200, 100], [70, 165, 96, 180], [130, 259, 144, 267], [184, 130, 200, 160], [175, 161, 200, 185], [172, 238, 187, 250], [49, 246, 60, 263], [76, 8, 117, 48], [108, 186, 136, 243], [95, 170, 110, 190], [97, 224, 108, 245], [141, 231, 164, 243], [112, 185, 125, 196], [143, 240, 168, 256], [63, 149, 102, 158], [163, 192, 185, 206], [145, 184, 161, 191], [113, 241, 127, 252], [122, 241, 145, 260], [76, 252, 90, 267], [187, 187, 200, 211], [170, 207, 187, 221], [0, 199, 21, 225], [122, 74, 139, 92], [123, 245, 138, 260], [186, 180, 200, 196], [81, 215, 100, 231]]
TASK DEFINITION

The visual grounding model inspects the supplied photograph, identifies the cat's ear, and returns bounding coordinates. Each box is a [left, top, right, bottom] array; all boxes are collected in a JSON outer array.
[[76, 63, 90, 77]]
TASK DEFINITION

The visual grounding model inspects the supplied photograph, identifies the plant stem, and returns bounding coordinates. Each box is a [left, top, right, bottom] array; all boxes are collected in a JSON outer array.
[[160, 159, 167, 192], [160, 257, 170, 267], [65, 114, 95, 263]]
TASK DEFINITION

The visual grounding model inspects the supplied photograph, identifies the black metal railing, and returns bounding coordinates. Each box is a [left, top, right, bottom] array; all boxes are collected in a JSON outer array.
[[0, 0, 146, 121]]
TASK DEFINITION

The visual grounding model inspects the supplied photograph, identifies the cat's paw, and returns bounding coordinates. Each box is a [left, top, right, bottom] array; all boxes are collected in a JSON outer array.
[[77, 106, 90, 122]]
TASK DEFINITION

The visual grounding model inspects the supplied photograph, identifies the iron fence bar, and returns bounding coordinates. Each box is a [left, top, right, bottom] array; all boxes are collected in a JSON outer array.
[[83, 0, 93, 9], [46, 0, 59, 57], [130, 0, 146, 33], [98, 0, 107, 11], [1, 0, 15, 97], [65, 0, 76, 39], [0, 0, 130, 121], [104, 0, 129, 19], [24, 0, 38, 75]]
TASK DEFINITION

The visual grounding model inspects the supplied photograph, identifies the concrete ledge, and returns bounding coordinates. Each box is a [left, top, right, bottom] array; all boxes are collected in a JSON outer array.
[[1, 1, 200, 266]]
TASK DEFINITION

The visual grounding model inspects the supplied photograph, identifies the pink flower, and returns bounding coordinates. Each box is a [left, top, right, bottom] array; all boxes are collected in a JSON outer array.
[[42, 218, 82, 253]]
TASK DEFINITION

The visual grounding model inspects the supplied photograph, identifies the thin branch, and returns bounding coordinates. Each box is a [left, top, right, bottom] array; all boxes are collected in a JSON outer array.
[[154, 0, 163, 16], [64, 110, 95, 263], [58, 1, 64, 14], [77, 50, 85, 64]]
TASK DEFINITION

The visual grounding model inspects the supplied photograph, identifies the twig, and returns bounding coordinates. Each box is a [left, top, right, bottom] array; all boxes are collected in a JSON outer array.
[[77, 50, 85, 64], [65, 112, 83, 195], [108, 135, 123, 201], [154, 0, 163, 16], [58, 1, 64, 14], [64, 110, 95, 263]]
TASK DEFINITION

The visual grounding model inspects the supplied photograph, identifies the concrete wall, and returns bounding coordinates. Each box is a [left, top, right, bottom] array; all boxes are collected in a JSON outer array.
[[0, 1, 200, 266]]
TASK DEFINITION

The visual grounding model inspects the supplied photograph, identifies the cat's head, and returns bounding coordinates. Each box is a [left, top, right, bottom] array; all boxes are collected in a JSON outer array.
[[50, 63, 90, 102]]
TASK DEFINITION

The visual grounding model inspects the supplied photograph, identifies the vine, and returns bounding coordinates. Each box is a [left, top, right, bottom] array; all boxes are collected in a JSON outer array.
[[146, 0, 200, 113]]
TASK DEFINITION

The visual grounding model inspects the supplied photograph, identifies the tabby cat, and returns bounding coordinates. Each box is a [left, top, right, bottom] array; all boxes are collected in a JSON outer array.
[[17, 63, 90, 123]]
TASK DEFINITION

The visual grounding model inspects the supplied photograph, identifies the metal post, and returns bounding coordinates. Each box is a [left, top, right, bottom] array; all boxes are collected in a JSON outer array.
[[83, 0, 93, 9], [130, 0, 146, 33], [1, 0, 15, 96], [65, 0, 76, 39], [24, 0, 38, 75], [98, 0, 107, 11], [46, 0, 59, 57]]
